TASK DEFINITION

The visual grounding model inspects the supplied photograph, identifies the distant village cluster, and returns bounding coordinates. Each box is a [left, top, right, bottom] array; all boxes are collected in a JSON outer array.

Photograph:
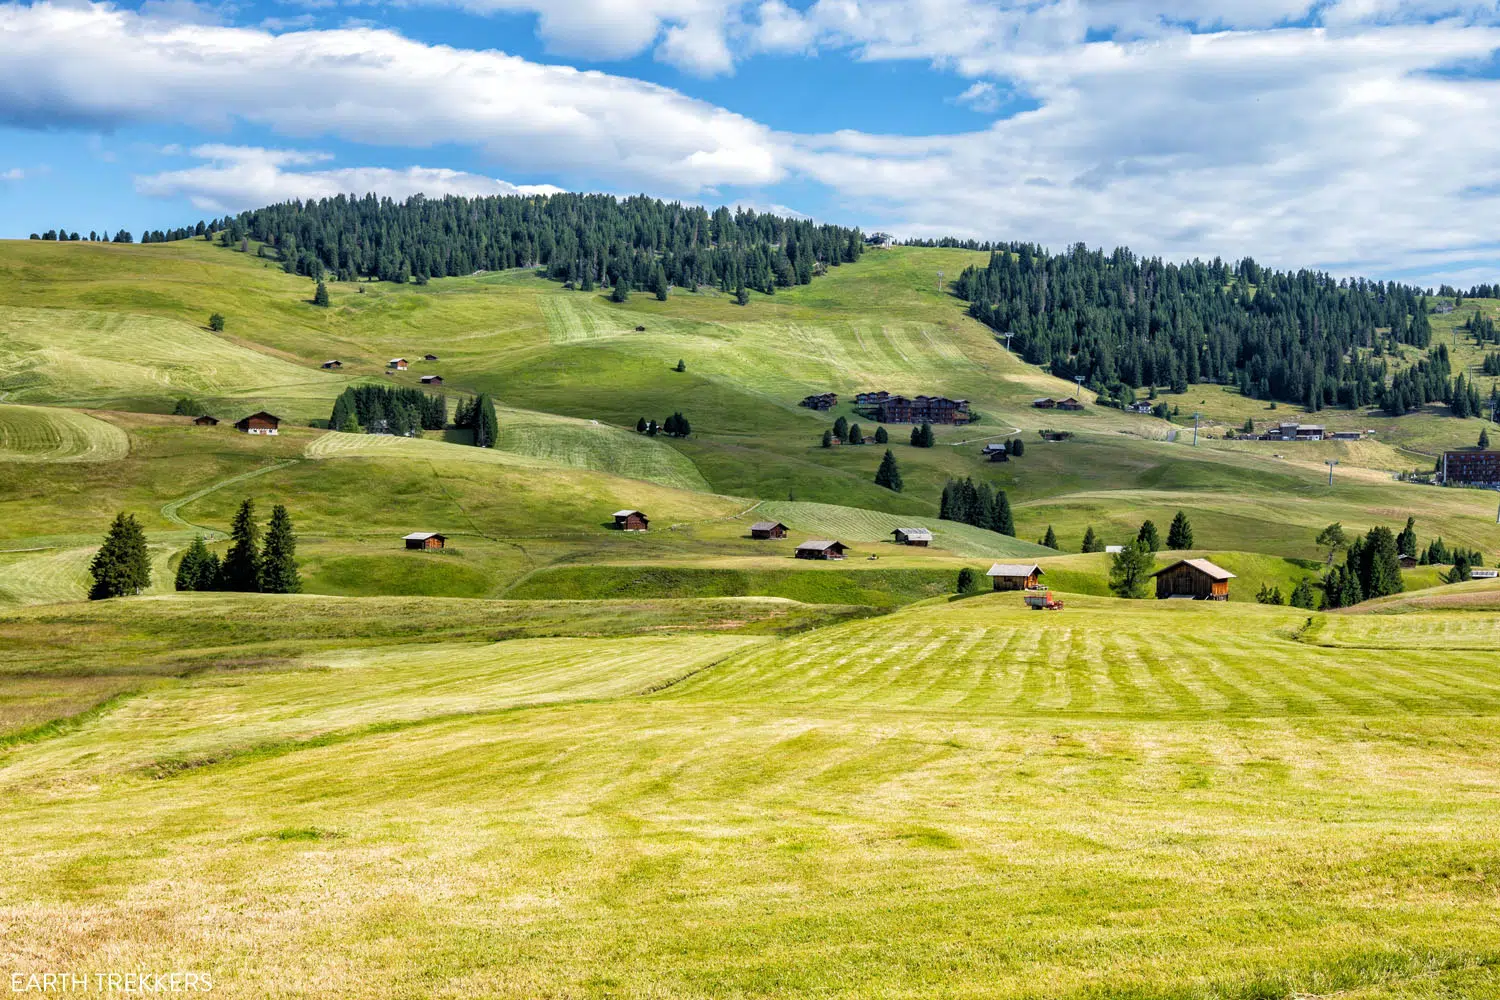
[[798, 391, 973, 425]]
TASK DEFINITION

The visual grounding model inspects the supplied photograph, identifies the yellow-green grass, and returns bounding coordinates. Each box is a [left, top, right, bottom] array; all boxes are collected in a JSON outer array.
[[0, 403, 129, 462], [503, 564, 964, 607], [1340, 575, 1500, 614], [753, 499, 1051, 558], [0, 305, 362, 421], [492, 405, 709, 490], [0, 542, 179, 607], [4, 594, 1500, 996]]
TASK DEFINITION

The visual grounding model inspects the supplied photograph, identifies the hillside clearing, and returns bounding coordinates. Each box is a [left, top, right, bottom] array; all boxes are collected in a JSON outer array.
[[0, 403, 130, 462]]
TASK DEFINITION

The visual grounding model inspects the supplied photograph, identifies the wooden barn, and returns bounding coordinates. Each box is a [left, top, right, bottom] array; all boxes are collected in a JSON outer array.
[[321, 360, 342, 369], [234, 411, 281, 435], [749, 521, 788, 540], [1032, 398, 1056, 409], [988, 563, 1044, 591], [613, 509, 650, 531], [192, 415, 219, 426], [1152, 558, 1235, 600], [1055, 397, 1084, 411], [388, 358, 408, 370], [404, 532, 446, 550], [424, 354, 439, 361], [420, 375, 444, 385], [891, 527, 932, 546], [795, 540, 847, 560], [980, 443, 1007, 462]]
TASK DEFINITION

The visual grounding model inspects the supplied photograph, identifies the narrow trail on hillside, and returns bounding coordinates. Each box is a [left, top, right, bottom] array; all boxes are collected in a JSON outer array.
[[160, 460, 301, 538]]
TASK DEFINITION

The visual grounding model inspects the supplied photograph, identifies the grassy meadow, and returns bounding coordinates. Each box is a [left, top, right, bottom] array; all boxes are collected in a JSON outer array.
[[4, 236, 1500, 996]]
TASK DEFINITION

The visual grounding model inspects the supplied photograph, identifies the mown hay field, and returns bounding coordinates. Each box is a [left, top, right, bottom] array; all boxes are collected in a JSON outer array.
[[0, 403, 129, 463], [2, 593, 1500, 998]]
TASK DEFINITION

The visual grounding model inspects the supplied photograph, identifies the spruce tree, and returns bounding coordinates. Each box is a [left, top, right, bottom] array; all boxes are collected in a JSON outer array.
[[1396, 516, 1418, 559], [1080, 525, 1100, 553], [611, 280, 630, 303], [988, 488, 1015, 536], [175, 535, 220, 592], [833, 416, 849, 440], [472, 394, 499, 448], [1481, 426, 1491, 449], [637, 417, 648, 433], [821, 429, 833, 448], [874, 426, 888, 444], [1361, 525, 1404, 599], [956, 567, 977, 594], [910, 425, 923, 447], [1137, 519, 1161, 553], [313, 280, 329, 307], [1009, 437, 1024, 457], [1166, 511, 1193, 550], [209, 313, 225, 332], [848, 423, 863, 445], [874, 449, 903, 492], [653, 266, 669, 301], [88, 512, 152, 600], [220, 499, 262, 592], [735, 281, 749, 306], [258, 505, 300, 593], [1042, 525, 1058, 549]]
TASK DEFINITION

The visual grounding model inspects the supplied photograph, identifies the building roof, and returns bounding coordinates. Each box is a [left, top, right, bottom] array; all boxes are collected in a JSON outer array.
[[1151, 558, 1236, 581], [796, 540, 844, 550], [749, 521, 787, 531], [403, 532, 444, 541], [893, 527, 933, 540], [988, 562, 1044, 577], [235, 410, 281, 423], [389, 357, 407, 364], [613, 509, 645, 517]]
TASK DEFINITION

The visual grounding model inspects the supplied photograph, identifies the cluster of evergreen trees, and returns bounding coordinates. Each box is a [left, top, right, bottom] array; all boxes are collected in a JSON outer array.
[[1379, 346, 1479, 417], [184, 193, 861, 292], [909, 423, 936, 447], [939, 479, 1015, 535], [1320, 525, 1403, 608], [821, 416, 887, 447], [636, 413, 692, 437], [954, 243, 1440, 409], [454, 394, 500, 447], [175, 500, 300, 594], [330, 386, 447, 436], [29, 230, 135, 243]]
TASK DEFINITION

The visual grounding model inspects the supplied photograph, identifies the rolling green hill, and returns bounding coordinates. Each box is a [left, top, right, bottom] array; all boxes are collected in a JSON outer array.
[[0, 402, 129, 462]]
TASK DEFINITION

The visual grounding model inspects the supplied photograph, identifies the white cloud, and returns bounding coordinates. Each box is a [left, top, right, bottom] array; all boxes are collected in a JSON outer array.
[[0, 2, 782, 190], [952, 80, 1000, 113], [0, 167, 24, 181], [134, 144, 565, 211]]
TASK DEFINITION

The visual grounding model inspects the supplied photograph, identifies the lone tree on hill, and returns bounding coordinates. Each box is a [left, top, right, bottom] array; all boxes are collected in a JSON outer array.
[[1137, 519, 1161, 553], [89, 512, 152, 600], [1041, 525, 1059, 549], [259, 504, 301, 594], [874, 449, 904, 492], [1167, 511, 1194, 550], [874, 426, 888, 444], [174, 535, 220, 592], [611, 279, 630, 303], [956, 567, 978, 594], [313, 280, 329, 307], [675, 359, 686, 372], [1080, 525, 1103, 553], [1108, 541, 1154, 599], [208, 312, 225, 332], [821, 429, 833, 448], [1481, 426, 1492, 449], [1316, 522, 1347, 564], [220, 499, 262, 592], [735, 281, 750, 306]]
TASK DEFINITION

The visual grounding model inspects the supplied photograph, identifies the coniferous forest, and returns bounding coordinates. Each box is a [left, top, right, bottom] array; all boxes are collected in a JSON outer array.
[[954, 244, 1455, 410], [186, 193, 863, 293]]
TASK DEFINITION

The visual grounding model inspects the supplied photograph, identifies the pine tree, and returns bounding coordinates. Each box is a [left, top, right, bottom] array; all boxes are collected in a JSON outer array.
[[637, 417, 648, 433], [1396, 516, 1418, 559], [1009, 437, 1024, 457], [675, 359, 686, 372], [910, 425, 923, 447], [1288, 577, 1317, 609], [848, 423, 863, 445], [1081, 525, 1100, 553], [174, 535, 220, 592], [1481, 426, 1491, 449], [1042, 525, 1058, 549], [874, 426, 888, 444], [611, 280, 630, 303], [988, 488, 1015, 536], [833, 416, 849, 440], [956, 567, 977, 594], [1109, 541, 1154, 599], [1360, 525, 1404, 599], [88, 512, 152, 600], [874, 449, 903, 492], [219, 499, 262, 592], [821, 429, 833, 448], [472, 393, 499, 448], [313, 280, 329, 307], [258, 504, 301, 594], [735, 281, 749, 306], [208, 313, 225, 332], [1137, 519, 1161, 553], [920, 422, 935, 447], [1166, 510, 1193, 550], [653, 266, 669, 301]]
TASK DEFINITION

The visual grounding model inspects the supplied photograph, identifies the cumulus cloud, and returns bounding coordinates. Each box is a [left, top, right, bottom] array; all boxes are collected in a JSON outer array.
[[952, 81, 1001, 113], [134, 144, 565, 211], [0, 2, 782, 190]]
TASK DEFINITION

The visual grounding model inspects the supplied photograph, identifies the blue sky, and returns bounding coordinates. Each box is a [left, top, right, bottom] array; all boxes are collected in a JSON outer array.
[[4, 0, 1500, 286]]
